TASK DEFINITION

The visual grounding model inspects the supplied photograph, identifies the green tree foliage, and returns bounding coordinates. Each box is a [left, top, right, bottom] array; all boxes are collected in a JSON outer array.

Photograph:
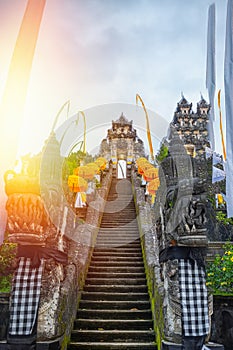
[[207, 242, 233, 295], [216, 211, 233, 225], [0, 242, 17, 292], [62, 151, 94, 180], [156, 143, 168, 164]]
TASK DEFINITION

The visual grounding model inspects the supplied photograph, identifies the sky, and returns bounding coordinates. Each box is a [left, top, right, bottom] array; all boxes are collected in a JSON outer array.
[[0, 0, 228, 158]]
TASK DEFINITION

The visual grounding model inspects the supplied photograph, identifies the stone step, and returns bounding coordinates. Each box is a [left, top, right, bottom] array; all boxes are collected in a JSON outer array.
[[97, 237, 141, 242], [83, 284, 148, 293], [90, 260, 144, 267], [98, 226, 138, 230], [94, 245, 142, 249], [106, 190, 133, 194], [68, 342, 157, 349], [101, 215, 136, 218], [102, 207, 136, 211], [91, 256, 143, 260], [79, 300, 150, 310], [102, 201, 135, 204], [105, 203, 135, 205], [98, 229, 139, 233], [97, 238, 140, 242], [102, 202, 134, 205], [102, 209, 136, 213], [70, 329, 155, 342], [95, 241, 140, 246], [102, 210, 136, 213], [85, 278, 147, 286], [95, 240, 140, 245], [104, 197, 134, 200], [97, 230, 139, 234], [95, 242, 140, 247], [101, 219, 136, 221], [88, 266, 145, 273], [102, 215, 136, 218], [95, 243, 141, 248], [98, 231, 138, 235], [95, 240, 141, 245], [95, 239, 142, 246], [96, 236, 140, 241], [101, 215, 136, 219], [93, 248, 142, 253], [74, 318, 153, 330], [81, 292, 149, 301], [100, 216, 137, 220], [99, 225, 138, 229], [90, 256, 143, 262], [103, 206, 135, 209], [92, 252, 142, 257], [100, 220, 137, 223], [102, 209, 135, 212], [100, 224, 137, 227], [77, 309, 153, 320], [101, 216, 136, 220], [87, 272, 145, 279], [97, 232, 139, 243], [103, 201, 135, 204]]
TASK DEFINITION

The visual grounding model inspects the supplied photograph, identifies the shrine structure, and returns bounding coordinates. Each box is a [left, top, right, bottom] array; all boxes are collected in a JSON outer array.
[[99, 113, 145, 177]]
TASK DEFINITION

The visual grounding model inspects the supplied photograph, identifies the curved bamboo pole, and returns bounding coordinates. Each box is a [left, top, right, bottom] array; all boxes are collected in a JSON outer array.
[[136, 94, 154, 161], [68, 140, 84, 154], [77, 111, 86, 154], [57, 108, 86, 156], [51, 100, 70, 132], [0, 0, 46, 240], [217, 89, 226, 161]]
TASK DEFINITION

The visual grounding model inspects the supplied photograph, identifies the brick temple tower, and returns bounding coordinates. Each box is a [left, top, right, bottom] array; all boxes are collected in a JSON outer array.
[[171, 95, 210, 157]]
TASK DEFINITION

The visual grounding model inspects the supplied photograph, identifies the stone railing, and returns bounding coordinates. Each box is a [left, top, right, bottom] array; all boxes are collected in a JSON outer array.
[[131, 170, 164, 349], [51, 167, 112, 349], [131, 163, 224, 350]]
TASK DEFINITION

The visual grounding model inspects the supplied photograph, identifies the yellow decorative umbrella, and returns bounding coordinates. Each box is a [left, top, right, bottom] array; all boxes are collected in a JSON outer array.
[[68, 175, 88, 192], [147, 178, 160, 195], [143, 167, 159, 182], [95, 157, 107, 171], [138, 162, 153, 176], [136, 157, 148, 166], [73, 166, 95, 180], [96, 157, 107, 163], [136, 158, 150, 174], [86, 162, 100, 174]]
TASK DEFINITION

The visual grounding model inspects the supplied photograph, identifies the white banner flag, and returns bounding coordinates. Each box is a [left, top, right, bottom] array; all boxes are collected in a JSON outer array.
[[205, 146, 213, 159], [213, 151, 223, 165], [206, 3, 216, 150], [212, 166, 226, 183], [224, 0, 233, 217]]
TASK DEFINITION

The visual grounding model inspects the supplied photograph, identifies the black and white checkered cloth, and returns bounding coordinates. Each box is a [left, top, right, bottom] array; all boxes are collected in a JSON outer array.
[[8, 257, 44, 336], [178, 259, 209, 337]]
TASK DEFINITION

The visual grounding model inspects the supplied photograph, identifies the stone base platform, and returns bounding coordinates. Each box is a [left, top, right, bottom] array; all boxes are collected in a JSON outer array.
[[0, 338, 62, 350], [162, 340, 224, 350]]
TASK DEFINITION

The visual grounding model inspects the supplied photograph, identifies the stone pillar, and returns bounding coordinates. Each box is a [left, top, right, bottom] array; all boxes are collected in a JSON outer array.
[[155, 129, 215, 349]]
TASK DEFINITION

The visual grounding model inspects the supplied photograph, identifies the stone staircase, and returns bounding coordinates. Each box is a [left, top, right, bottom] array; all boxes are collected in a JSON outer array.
[[68, 173, 157, 349]]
